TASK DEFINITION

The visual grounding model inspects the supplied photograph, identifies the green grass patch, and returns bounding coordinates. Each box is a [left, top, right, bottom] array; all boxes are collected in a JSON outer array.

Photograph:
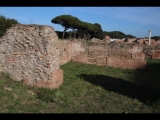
[[0, 59, 160, 113]]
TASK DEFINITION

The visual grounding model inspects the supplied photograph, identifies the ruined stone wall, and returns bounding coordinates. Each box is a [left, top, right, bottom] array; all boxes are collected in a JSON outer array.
[[58, 39, 89, 65], [0, 24, 63, 89], [59, 40, 146, 69], [58, 40, 72, 65], [71, 40, 88, 64], [87, 44, 107, 66], [106, 43, 146, 69], [152, 50, 160, 59], [43, 37, 160, 70], [143, 45, 160, 59], [85, 42, 146, 69]]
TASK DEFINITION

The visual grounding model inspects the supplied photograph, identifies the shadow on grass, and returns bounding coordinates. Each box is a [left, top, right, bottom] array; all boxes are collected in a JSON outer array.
[[133, 60, 160, 88], [78, 60, 160, 105]]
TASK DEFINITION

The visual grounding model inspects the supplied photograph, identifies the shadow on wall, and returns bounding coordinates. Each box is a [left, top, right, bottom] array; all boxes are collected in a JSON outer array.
[[78, 61, 160, 105]]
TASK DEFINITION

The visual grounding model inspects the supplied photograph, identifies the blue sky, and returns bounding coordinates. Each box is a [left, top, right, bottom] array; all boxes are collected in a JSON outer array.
[[0, 7, 160, 38]]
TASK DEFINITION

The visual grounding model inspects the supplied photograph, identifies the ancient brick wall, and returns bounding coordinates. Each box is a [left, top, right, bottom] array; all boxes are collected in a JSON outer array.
[[152, 50, 160, 59], [58, 40, 72, 65], [0, 24, 63, 89], [87, 44, 107, 66], [143, 45, 160, 59], [86, 43, 146, 69], [71, 40, 88, 64], [59, 40, 146, 69], [58, 39, 160, 66], [106, 43, 146, 69], [58, 39, 88, 65]]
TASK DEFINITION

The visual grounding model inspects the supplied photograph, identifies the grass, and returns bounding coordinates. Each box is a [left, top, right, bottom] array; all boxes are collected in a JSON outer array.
[[0, 59, 160, 113]]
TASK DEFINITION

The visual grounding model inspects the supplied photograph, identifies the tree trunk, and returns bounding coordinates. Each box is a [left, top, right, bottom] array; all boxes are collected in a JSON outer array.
[[62, 30, 65, 39], [73, 30, 76, 39], [62, 28, 68, 39], [87, 34, 91, 40], [83, 31, 88, 40]]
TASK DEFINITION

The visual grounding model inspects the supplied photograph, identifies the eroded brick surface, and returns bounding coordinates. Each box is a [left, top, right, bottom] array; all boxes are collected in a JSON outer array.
[[59, 40, 146, 69], [0, 24, 63, 89], [152, 50, 160, 59]]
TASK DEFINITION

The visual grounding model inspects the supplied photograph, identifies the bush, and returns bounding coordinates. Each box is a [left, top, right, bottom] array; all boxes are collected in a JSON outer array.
[[0, 15, 19, 37]]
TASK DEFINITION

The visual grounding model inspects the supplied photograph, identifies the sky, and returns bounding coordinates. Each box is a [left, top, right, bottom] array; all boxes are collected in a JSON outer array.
[[0, 7, 160, 38]]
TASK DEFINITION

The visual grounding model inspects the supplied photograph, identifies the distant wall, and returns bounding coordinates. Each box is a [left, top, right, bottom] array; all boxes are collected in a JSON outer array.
[[58, 40, 72, 65], [59, 40, 146, 69], [152, 50, 160, 59], [106, 43, 146, 69], [143, 45, 160, 59]]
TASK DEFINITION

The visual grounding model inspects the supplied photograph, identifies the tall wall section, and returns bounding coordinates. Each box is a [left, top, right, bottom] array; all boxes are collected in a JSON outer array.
[[0, 24, 63, 89]]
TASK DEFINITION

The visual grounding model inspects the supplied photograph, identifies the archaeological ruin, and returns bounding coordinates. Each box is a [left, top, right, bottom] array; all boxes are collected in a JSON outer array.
[[0, 24, 63, 89], [59, 40, 146, 69], [1, 23, 159, 89]]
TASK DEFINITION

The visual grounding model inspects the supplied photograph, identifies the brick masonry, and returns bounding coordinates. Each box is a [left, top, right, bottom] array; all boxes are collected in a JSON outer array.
[[143, 45, 160, 59], [0, 24, 151, 89], [0, 24, 63, 89], [59, 40, 146, 69]]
